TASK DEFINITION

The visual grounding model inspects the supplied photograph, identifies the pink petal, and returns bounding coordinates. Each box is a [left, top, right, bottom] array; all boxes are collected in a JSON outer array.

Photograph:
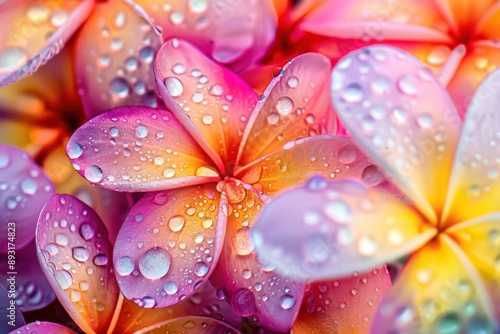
[[36, 194, 120, 333], [211, 187, 305, 333], [66, 106, 220, 192], [0, 239, 55, 312], [113, 183, 226, 308], [1, 284, 26, 330], [139, 316, 241, 334], [236, 53, 336, 169], [76, 0, 163, 118], [0, 144, 55, 254], [154, 38, 257, 173], [136, 0, 276, 71], [443, 66, 500, 226], [0, 0, 94, 87], [8, 321, 76, 334], [252, 178, 436, 280], [331, 45, 462, 224], [293, 267, 391, 334]]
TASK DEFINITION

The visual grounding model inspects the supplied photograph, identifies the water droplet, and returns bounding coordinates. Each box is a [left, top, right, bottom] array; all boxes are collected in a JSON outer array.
[[427, 46, 450, 65], [416, 113, 434, 128], [46, 243, 58, 255], [68, 142, 83, 159], [209, 84, 223, 96], [267, 112, 280, 124], [55, 233, 69, 246], [392, 107, 407, 124], [84, 165, 103, 183], [306, 175, 328, 191], [287, 76, 299, 88], [20, 178, 37, 195], [280, 294, 295, 310], [438, 312, 462, 334], [50, 9, 67, 27], [361, 165, 384, 187], [116, 256, 134, 276], [164, 281, 179, 295], [109, 127, 119, 137], [231, 288, 256, 317], [93, 254, 108, 266], [195, 166, 219, 177], [54, 270, 73, 289], [190, 0, 208, 12], [27, 4, 49, 24], [163, 168, 176, 178], [139, 46, 154, 63], [324, 200, 352, 224], [80, 223, 95, 240], [168, 215, 185, 232], [192, 92, 204, 103], [139, 247, 171, 280], [72, 247, 90, 262], [194, 262, 209, 277], [125, 56, 139, 72], [242, 269, 251, 279], [397, 74, 419, 96], [135, 125, 148, 138], [202, 217, 213, 228], [164, 77, 184, 97], [172, 63, 185, 74], [276, 96, 294, 115], [371, 76, 391, 95], [109, 78, 130, 98], [233, 227, 255, 256], [341, 83, 364, 103], [358, 235, 377, 256], [0, 47, 27, 73], [70, 289, 81, 302], [338, 145, 356, 164], [0, 153, 9, 168], [114, 11, 126, 28], [202, 115, 213, 125]]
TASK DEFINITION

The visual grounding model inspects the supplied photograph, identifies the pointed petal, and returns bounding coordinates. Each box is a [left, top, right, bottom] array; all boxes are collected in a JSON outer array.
[[443, 67, 500, 225], [67, 106, 220, 192], [236, 53, 335, 168], [372, 235, 496, 333], [8, 322, 76, 334], [292, 267, 391, 334], [36, 194, 119, 334], [140, 316, 241, 334], [331, 45, 462, 223], [0, 144, 55, 254], [0, 240, 55, 311], [0, 284, 25, 330], [154, 39, 257, 172], [447, 213, 500, 322], [300, 0, 451, 43], [253, 178, 436, 280], [136, 0, 276, 71], [211, 187, 304, 333], [0, 0, 94, 87], [236, 135, 400, 198], [113, 183, 226, 308], [442, 0, 496, 34], [76, 0, 163, 118]]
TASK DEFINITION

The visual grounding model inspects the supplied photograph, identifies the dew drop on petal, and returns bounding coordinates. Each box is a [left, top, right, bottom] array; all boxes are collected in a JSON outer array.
[[416, 113, 434, 129], [84, 165, 103, 183], [165, 77, 184, 97], [341, 84, 364, 103], [168, 215, 185, 232], [280, 294, 296, 310], [209, 84, 223, 96], [93, 254, 108, 266], [287, 76, 299, 88], [20, 178, 37, 195], [72, 247, 90, 262], [164, 281, 178, 295], [0, 47, 27, 73], [80, 223, 95, 240], [233, 227, 255, 256], [163, 168, 176, 178], [324, 200, 352, 224], [0, 153, 9, 168], [139, 248, 171, 279], [194, 261, 209, 277], [397, 74, 419, 96], [231, 288, 256, 317], [276, 96, 294, 115], [338, 145, 357, 164], [109, 77, 130, 98], [172, 63, 185, 74], [54, 270, 73, 289], [135, 125, 148, 138], [67, 142, 83, 159], [357, 235, 377, 256], [116, 256, 134, 276]]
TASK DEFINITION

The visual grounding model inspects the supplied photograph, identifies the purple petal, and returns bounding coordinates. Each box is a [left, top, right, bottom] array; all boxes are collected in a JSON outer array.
[[8, 321, 76, 334]]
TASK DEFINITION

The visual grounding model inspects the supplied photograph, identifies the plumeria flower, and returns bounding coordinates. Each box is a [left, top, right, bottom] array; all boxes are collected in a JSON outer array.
[[65, 38, 395, 331], [253, 45, 500, 332], [34, 193, 244, 333]]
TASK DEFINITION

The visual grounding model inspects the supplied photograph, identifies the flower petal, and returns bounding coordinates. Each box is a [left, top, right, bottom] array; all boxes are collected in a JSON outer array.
[[1, 284, 25, 330], [292, 267, 391, 334], [0, 144, 55, 254], [76, 0, 163, 118], [0, 239, 55, 311], [371, 235, 496, 333], [236, 53, 335, 169], [136, 0, 276, 71], [443, 67, 500, 226], [447, 212, 500, 322], [140, 316, 241, 334], [252, 178, 436, 280], [154, 38, 257, 173], [8, 322, 76, 334], [0, 0, 94, 87], [442, 0, 496, 34], [113, 183, 226, 308], [67, 106, 220, 192], [211, 187, 304, 333], [236, 135, 400, 198], [36, 194, 119, 334], [331, 45, 462, 223]]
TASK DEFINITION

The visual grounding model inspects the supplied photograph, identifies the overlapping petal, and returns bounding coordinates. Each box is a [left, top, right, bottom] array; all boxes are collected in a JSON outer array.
[[292, 267, 391, 334], [371, 235, 495, 333], [211, 187, 304, 333], [75, 0, 163, 118], [154, 39, 257, 172], [113, 183, 226, 308], [140, 316, 241, 334], [236, 52, 335, 168], [0, 0, 94, 87], [252, 178, 436, 280], [66, 106, 220, 192], [331, 45, 462, 223], [8, 321, 76, 334], [0, 144, 54, 253], [36, 194, 119, 334]]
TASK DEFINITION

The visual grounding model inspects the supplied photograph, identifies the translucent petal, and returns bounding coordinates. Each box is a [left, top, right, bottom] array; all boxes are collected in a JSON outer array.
[[235, 135, 399, 198], [0, 0, 94, 87], [331, 45, 462, 223], [211, 187, 304, 333], [0, 284, 25, 330], [8, 321, 76, 334], [371, 235, 495, 333], [443, 67, 500, 226], [292, 267, 391, 334], [0, 144, 55, 254], [140, 316, 241, 334], [154, 38, 257, 173], [252, 178, 436, 280], [36, 194, 119, 334], [0, 240, 55, 312], [113, 183, 226, 308], [66, 106, 220, 192], [76, 0, 163, 118], [236, 53, 335, 168], [135, 0, 276, 71]]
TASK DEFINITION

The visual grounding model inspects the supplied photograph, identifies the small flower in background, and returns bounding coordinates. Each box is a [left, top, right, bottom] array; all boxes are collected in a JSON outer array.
[[253, 45, 500, 332]]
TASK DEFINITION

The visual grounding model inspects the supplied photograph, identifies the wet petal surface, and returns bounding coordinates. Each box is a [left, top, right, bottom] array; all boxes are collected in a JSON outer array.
[[113, 183, 226, 308], [140, 316, 241, 334], [8, 321, 76, 334], [36, 194, 119, 334]]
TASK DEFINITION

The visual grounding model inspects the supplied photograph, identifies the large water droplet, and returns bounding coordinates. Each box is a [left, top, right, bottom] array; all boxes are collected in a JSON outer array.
[[109, 78, 130, 98], [280, 294, 296, 310], [341, 84, 364, 103], [190, 0, 208, 12], [195, 166, 219, 177], [84, 165, 103, 183], [233, 227, 255, 256], [164, 281, 179, 295], [165, 77, 184, 97], [357, 235, 377, 256], [54, 270, 73, 289], [416, 113, 434, 129], [68, 142, 83, 159], [168, 215, 185, 232], [209, 84, 223, 96], [338, 145, 356, 164], [20, 178, 37, 195], [80, 223, 95, 240], [438, 313, 462, 334], [135, 125, 148, 138], [397, 74, 419, 96], [139, 247, 171, 279], [116, 256, 134, 276], [0, 47, 27, 73], [72, 247, 90, 262], [93, 254, 108, 266], [324, 200, 352, 224], [276, 96, 294, 115], [194, 262, 209, 277]]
